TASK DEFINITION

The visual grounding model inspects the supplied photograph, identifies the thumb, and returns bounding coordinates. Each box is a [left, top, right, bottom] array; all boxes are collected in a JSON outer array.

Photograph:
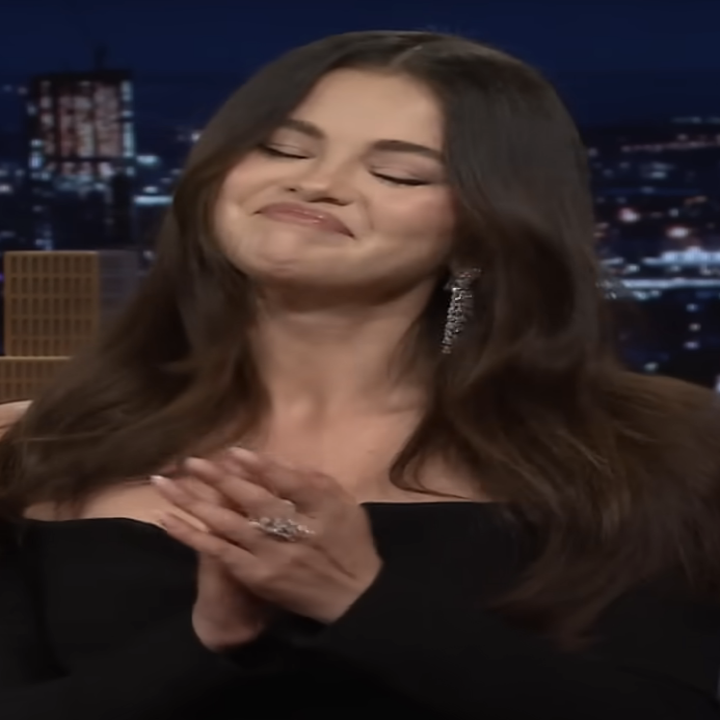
[[197, 552, 236, 588]]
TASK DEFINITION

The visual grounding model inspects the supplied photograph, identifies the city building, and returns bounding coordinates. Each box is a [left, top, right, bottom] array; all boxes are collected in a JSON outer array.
[[0, 250, 140, 401], [26, 69, 136, 251], [0, 83, 32, 251], [133, 125, 199, 256]]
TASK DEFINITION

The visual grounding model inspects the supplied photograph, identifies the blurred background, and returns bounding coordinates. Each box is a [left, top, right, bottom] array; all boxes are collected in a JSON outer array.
[[0, 0, 719, 395]]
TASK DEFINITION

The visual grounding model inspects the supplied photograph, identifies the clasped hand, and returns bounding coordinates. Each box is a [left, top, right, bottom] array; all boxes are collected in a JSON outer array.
[[152, 448, 382, 627]]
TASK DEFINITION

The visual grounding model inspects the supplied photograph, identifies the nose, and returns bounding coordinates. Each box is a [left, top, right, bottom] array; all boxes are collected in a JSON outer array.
[[286, 160, 354, 206]]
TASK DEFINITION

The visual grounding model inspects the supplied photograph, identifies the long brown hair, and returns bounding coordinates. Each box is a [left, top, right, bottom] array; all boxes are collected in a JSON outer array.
[[1, 31, 719, 648]]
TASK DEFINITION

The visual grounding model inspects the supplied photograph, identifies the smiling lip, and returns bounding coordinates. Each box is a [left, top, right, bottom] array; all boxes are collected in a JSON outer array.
[[258, 203, 352, 236]]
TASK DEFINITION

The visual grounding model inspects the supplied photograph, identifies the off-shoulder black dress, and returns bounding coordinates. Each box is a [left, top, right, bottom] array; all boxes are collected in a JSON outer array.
[[1, 502, 720, 719]]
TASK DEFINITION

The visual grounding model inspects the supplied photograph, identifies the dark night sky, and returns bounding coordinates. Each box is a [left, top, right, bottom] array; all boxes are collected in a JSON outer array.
[[2, 0, 720, 125]]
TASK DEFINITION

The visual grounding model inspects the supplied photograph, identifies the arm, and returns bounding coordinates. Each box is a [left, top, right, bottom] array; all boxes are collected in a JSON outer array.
[[300, 564, 720, 719], [0, 528, 279, 720], [148, 451, 720, 718]]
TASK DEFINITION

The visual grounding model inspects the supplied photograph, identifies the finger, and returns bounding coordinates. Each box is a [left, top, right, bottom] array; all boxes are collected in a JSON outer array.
[[182, 457, 295, 520], [151, 475, 265, 550], [215, 448, 283, 493], [176, 475, 228, 506], [223, 451, 318, 512], [148, 474, 213, 532], [226, 448, 337, 511], [152, 508, 211, 533], [158, 511, 258, 572]]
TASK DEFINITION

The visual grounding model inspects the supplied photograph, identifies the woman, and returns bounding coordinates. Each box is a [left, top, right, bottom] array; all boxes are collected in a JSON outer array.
[[1, 30, 720, 720]]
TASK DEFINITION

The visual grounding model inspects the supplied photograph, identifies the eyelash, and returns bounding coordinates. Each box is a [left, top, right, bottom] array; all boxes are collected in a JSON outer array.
[[258, 145, 306, 159], [257, 145, 430, 187]]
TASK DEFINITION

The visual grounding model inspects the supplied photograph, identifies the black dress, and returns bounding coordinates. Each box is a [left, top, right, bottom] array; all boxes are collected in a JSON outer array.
[[1, 501, 720, 719]]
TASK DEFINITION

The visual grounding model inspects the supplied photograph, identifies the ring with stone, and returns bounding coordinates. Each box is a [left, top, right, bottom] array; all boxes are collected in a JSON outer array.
[[248, 516, 315, 542]]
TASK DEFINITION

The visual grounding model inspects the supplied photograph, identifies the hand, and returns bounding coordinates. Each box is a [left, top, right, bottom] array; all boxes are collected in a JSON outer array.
[[152, 448, 383, 624], [156, 471, 272, 652], [192, 554, 269, 652]]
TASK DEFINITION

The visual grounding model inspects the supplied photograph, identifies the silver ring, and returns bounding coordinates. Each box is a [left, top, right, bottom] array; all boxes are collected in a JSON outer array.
[[248, 516, 315, 542]]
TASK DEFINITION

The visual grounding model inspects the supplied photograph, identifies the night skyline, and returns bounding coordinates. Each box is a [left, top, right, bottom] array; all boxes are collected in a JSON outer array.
[[2, 0, 720, 127], [1, 1, 720, 389]]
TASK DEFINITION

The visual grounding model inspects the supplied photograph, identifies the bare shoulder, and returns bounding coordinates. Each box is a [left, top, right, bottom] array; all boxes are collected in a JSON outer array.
[[0, 400, 31, 433], [1, 401, 194, 529], [24, 480, 208, 530]]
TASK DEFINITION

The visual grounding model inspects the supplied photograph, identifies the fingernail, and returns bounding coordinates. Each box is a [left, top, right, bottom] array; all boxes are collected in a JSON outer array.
[[227, 448, 258, 467], [183, 457, 208, 471], [150, 474, 172, 487]]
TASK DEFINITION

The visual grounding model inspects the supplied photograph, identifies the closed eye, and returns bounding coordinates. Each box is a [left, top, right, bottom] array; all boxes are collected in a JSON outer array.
[[258, 145, 308, 159], [259, 145, 430, 186], [372, 173, 430, 187]]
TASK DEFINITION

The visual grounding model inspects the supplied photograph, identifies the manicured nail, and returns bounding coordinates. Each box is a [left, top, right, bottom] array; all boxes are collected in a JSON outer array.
[[228, 448, 266, 471], [150, 474, 172, 488], [183, 457, 211, 471], [229, 447, 258, 461]]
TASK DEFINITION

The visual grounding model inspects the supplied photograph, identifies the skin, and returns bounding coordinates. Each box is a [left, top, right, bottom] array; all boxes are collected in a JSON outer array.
[[0, 400, 31, 434], [29, 70, 483, 650], [215, 68, 454, 300], [208, 68, 467, 500], [155, 70, 481, 648]]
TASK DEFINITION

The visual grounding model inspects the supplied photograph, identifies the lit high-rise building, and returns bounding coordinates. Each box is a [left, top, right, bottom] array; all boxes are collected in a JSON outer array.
[[0, 250, 140, 401], [26, 70, 136, 251]]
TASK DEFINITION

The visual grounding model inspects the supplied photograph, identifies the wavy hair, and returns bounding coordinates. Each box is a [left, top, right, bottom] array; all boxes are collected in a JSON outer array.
[[1, 31, 719, 648]]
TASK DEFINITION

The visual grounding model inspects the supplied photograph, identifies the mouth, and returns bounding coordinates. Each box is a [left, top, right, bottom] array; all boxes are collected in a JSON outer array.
[[258, 203, 353, 237]]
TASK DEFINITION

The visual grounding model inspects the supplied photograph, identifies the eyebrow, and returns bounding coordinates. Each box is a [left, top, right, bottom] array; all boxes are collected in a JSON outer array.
[[277, 118, 443, 161]]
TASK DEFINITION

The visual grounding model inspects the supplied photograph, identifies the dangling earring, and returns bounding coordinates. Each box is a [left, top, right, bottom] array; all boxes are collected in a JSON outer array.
[[441, 268, 481, 355]]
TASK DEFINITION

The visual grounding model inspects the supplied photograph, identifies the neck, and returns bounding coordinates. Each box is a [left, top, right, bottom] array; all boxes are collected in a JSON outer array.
[[251, 289, 432, 418]]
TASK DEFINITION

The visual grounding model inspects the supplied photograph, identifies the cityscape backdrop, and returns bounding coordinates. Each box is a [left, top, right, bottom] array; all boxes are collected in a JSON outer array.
[[0, 0, 719, 398]]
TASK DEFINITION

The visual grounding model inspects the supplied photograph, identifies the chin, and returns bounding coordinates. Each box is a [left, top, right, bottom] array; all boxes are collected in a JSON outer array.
[[250, 262, 356, 291], [241, 259, 321, 284]]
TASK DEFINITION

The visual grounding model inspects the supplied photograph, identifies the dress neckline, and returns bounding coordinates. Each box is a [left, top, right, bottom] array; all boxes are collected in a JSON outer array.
[[19, 500, 499, 531]]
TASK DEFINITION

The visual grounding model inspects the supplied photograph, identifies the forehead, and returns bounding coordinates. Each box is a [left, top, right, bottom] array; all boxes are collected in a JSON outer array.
[[288, 69, 444, 148]]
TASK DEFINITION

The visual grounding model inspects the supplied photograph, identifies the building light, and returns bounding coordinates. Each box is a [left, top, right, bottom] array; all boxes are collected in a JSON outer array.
[[666, 226, 691, 239], [134, 195, 172, 206], [137, 155, 160, 166], [618, 208, 640, 223]]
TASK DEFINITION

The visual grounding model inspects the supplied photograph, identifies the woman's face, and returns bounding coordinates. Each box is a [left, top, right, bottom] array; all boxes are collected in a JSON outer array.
[[214, 69, 455, 297]]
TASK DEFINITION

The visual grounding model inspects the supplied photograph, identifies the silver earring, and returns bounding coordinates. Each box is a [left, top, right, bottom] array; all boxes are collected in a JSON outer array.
[[441, 268, 481, 354]]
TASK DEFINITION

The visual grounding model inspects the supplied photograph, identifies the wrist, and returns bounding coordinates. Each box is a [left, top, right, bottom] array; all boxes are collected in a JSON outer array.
[[191, 613, 262, 653], [313, 561, 383, 624]]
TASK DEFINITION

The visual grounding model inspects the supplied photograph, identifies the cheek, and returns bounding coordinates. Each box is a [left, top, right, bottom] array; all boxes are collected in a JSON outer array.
[[214, 166, 269, 239], [218, 167, 258, 208], [218, 156, 280, 208], [381, 193, 455, 249]]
